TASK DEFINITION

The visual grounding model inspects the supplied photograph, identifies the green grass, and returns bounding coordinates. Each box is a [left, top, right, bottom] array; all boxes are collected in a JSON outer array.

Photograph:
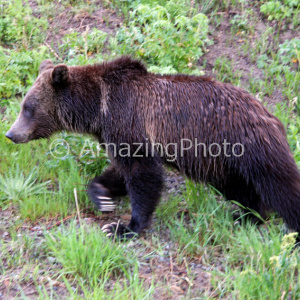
[[1, 100, 94, 219], [213, 56, 243, 86], [155, 178, 300, 298], [0, 165, 51, 209], [223, 233, 300, 299], [45, 222, 137, 284], [1, 0, 300, 298]]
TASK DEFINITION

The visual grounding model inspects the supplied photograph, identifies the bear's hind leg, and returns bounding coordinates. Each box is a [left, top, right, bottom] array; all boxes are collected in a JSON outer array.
[[87, 166, 127, 212], [222, 175, 268, 224]]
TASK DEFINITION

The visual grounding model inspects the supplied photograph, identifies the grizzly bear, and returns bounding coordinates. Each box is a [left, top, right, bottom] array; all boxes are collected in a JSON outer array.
[[6, 56, 300, 240]]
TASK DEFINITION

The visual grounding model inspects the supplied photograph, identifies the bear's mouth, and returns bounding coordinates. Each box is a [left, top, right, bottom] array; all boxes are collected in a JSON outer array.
[[5, 130, 34, 144], [6, 134, 30, 144]]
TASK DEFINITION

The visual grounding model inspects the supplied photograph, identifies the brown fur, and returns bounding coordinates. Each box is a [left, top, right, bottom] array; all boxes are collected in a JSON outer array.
[[6, 56, 300, 240]]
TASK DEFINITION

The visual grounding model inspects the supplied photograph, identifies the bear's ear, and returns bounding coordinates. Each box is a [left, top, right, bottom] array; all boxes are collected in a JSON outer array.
[[39, 59, 54, 74], [51, 64, 69, 85]]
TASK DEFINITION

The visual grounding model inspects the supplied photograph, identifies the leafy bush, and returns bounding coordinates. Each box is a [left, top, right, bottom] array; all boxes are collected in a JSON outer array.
[[257, 38, 300, 73], [114, 0, 211, 73], [278, 38, 300, 66], [256, 38, 300, 113], [0, 0, 49, 102], [272, 102, 300, 167], [0, 0, 48, 47], [260, 0, 300, 21], [45, 133, 110, 175], [61, 28, 108, 60], [0, 46, 51, 99]]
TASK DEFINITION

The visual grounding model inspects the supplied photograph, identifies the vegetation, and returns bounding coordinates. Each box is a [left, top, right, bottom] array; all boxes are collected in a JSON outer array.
[[114, 0, 211, 73], [0, 0, 300, 298], [260, 0, 300, 26]]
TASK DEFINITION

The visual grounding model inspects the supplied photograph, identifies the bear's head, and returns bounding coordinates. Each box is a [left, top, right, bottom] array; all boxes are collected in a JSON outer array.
[[5, 60, 70, 144]]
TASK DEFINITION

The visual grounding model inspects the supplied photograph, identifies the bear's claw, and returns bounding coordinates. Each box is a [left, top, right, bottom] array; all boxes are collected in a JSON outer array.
[[101, 221, 137, 240], [88, 182, 117, 212], [96, 196, 116, 212], [97, 196, 112, 200], [95, 197, 116, 212], [99, 201, 116, 212]]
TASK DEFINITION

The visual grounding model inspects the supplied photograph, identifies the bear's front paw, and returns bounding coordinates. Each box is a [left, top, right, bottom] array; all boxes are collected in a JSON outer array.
[[101, 221, 138, 240], [88, 182, 116, 212]]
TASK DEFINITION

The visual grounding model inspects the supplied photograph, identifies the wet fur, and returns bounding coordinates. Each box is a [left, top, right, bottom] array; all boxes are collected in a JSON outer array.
[[10, 56, 300, 238]]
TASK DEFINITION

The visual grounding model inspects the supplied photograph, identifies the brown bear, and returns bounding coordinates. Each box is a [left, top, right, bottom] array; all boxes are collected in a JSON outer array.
[[6, 56, 300, 240]]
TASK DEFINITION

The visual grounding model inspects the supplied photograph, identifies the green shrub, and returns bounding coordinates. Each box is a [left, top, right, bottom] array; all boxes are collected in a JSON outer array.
[[260, 0, 300, 21], [61, 28, 108, 60], [278, 38, 300, 66], [0, 46, 51, 100], [235, 233, 300, 299], [0, 0, 48, 47], [113, 1, 211, 73], [0, 0, 50, 102]]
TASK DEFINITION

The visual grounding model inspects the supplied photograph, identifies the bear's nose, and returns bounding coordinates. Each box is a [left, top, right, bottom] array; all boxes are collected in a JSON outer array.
[[5, 130, 14, 141]]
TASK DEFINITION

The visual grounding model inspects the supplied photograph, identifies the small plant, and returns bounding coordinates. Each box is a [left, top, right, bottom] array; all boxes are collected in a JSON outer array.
[[162, 180, 233, 259], [0, 46, 51, 100], [0, 0, 50, 101], [46, 133, 109, 175], [230, 14, 250, 32], [254, 37, 300, 102], [0, 166, 51, 207], [278, 38, 300, 68], [213, 56, 243, 85], [271, 101, 300, 166]]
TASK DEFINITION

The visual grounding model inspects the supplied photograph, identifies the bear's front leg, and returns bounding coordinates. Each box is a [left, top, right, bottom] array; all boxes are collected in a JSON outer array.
[[87, 166, 127, 212], [102, 157, 164, 240]]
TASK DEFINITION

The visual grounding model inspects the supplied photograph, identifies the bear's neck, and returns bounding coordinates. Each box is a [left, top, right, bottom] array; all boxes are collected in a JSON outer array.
[[58, 70, 104, 135]]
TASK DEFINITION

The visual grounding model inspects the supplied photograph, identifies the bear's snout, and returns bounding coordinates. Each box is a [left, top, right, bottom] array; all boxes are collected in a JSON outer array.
[[5, 130, 14, 141], [5, 129, 30, 144], [5, 129, 23, 143]]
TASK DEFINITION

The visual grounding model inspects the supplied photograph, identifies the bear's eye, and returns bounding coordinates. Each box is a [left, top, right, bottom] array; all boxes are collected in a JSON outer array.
[[23, 105, 33, 117]]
